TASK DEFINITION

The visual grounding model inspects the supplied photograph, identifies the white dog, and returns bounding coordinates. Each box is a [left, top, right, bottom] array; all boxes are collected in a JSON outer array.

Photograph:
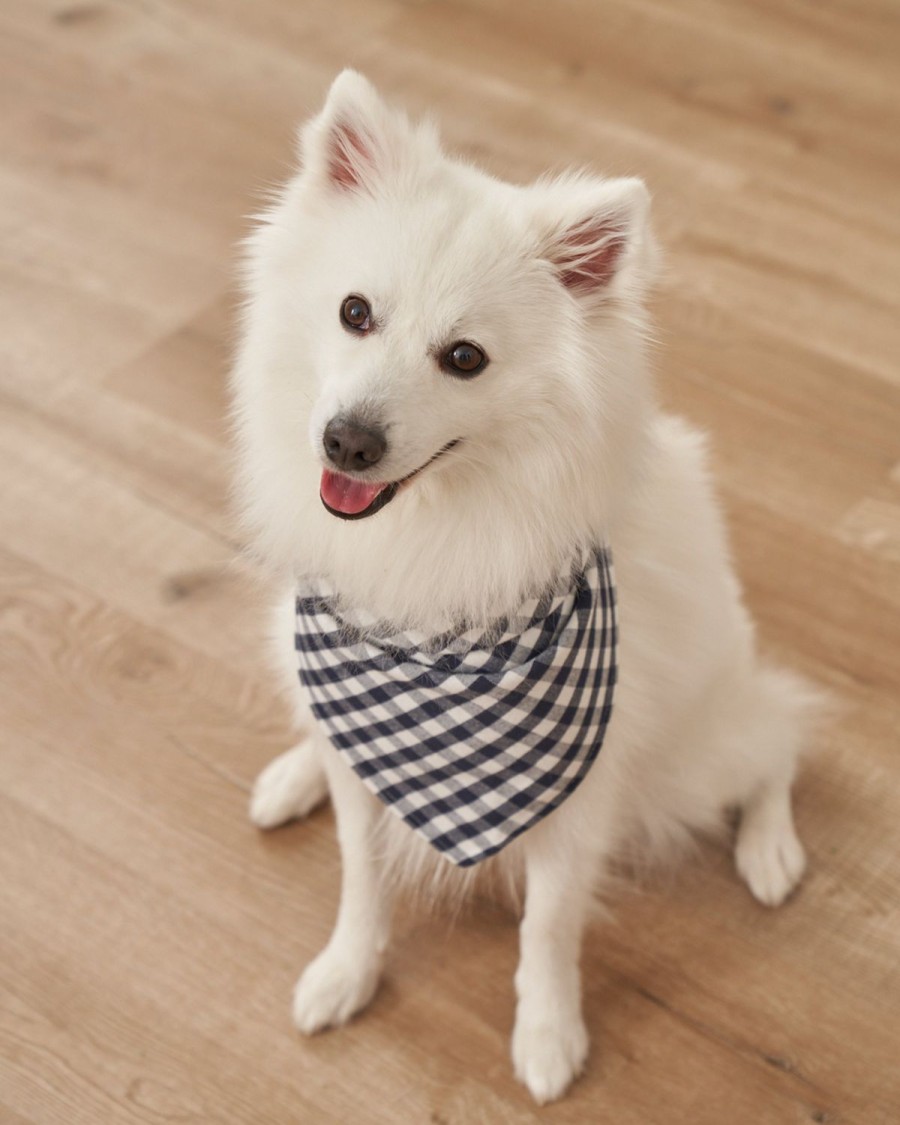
[[230, 71, 817, 1104]]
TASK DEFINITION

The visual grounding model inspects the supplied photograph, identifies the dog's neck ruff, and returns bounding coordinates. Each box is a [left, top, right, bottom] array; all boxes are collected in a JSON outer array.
[[294, 548, 617, 866]]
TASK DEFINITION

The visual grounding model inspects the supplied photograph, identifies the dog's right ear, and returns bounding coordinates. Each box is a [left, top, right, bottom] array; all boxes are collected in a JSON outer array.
[[298, 70, 415, 196]]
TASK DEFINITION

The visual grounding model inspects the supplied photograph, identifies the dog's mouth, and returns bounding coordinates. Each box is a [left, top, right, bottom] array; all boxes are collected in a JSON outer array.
[[320, 440, 461, 521]]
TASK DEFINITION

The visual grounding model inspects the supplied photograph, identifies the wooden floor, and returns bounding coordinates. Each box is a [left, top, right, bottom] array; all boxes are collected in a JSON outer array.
[[2, 1, 899, 1122]]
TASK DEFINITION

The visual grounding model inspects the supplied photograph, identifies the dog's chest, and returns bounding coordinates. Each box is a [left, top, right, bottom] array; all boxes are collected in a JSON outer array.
[[294, 549, 618, 865]]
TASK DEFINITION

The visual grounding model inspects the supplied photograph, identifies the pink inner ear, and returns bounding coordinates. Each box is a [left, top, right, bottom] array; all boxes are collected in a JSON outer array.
[[556, 220, 627, 294], [327, 121, 372, 191]]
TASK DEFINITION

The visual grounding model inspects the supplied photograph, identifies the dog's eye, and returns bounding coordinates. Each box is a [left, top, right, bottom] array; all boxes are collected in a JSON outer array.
[[444, 341, 487, 377], [340, 295, 371, 333]]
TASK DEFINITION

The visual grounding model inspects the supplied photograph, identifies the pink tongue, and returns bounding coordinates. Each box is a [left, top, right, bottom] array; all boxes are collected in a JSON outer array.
[[320, 469, 387, 515]]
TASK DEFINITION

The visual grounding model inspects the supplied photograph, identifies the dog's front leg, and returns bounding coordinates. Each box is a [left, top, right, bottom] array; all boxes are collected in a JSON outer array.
[[292, 737, 392, 1034], [511, 839, 597, 1104]]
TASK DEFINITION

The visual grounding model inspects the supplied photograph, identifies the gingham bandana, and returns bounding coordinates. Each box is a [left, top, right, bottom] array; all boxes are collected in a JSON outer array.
[[294, 548, 617, 866]]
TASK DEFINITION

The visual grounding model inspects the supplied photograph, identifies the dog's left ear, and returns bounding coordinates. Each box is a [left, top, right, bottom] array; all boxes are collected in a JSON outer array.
[[536, 176, 657, 304], [298, 70, 424, 196]]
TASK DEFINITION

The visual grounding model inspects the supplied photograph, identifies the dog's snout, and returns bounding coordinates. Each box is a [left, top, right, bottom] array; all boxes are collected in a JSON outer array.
[[323, 417, 387, 472]]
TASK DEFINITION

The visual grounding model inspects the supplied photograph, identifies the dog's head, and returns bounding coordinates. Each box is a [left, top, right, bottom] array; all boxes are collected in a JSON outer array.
[[233, 72, 657, 622]]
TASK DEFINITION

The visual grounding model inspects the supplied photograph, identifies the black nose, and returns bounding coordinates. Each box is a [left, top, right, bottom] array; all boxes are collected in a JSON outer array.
[[323, 417, 387, 472]]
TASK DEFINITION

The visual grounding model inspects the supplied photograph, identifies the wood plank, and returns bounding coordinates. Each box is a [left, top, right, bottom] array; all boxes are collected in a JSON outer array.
[[2, 0, 898, 1121]]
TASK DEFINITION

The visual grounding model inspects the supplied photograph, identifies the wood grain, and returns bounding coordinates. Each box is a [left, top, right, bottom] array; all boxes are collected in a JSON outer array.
[[1, 1, 898, 1121]]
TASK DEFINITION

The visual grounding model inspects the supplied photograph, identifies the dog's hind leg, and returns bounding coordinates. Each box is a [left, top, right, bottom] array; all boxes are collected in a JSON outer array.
[[735, 778, 806, 907], [731, 664, 820, 907], [249, 736, 329, 829], [292, 741, 393, 1034]]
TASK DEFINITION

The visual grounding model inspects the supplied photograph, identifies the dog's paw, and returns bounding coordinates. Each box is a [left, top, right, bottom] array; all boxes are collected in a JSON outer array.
[[292, 948, 382, 1035], [249, 741, 328, 829], [511, 1011, 589, 1105], [735, 803, 806, 908]]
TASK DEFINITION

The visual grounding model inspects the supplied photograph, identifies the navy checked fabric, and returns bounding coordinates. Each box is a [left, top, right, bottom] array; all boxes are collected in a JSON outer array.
[[294, 548, 617, 866]]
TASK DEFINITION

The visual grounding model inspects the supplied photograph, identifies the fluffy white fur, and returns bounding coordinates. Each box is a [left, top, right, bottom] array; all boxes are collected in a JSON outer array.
[[231, 71, 818, 1104]]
